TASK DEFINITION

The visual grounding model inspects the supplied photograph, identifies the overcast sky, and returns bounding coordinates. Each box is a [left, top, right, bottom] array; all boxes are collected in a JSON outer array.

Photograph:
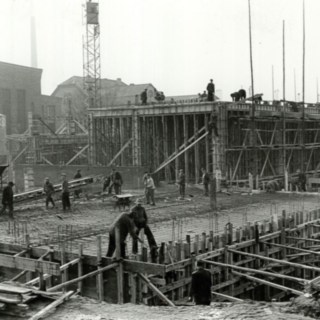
[[0, 0, 319, 102]]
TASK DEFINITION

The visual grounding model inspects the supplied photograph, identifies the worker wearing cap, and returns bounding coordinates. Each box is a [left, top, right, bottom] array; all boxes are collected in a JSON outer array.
[[131, 198, 158, 262], [0, 181, 15, 218], [206, 79, 215, 102], [43, 177, 55, 209], [61, 174, 71, 211]]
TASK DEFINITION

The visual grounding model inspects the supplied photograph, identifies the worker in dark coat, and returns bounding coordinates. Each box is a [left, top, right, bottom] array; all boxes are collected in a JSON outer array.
[[201, 168, 210, 196], [61, 173, 71, 211], [131, 199, 158, 262], [106, 212, 143, 258], [266, 180, 279, 193], [231, 91, 240, 101], [206, 79, 215, 102], [0, 181, 14, 218], [109, 168, 123, 195], [190, 263, 212, 305], [177, 169, 186, 199], [297, 169, 307, 192], [140, 89, 148, 105], [238, 89, 246, 101], [73, 169, 82, 198], [43, 177, 55, 208]]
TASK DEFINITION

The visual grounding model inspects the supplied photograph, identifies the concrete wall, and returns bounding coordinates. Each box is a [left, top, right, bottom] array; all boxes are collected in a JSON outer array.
[[13, 164, 148, 192]]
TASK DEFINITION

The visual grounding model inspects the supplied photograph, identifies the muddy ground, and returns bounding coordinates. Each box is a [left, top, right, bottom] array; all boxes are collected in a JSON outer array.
[[1, 183, 320, 319]]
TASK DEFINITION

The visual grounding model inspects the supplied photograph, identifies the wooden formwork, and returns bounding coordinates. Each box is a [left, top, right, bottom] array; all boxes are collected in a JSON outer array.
[[2, 208, 320, 308]]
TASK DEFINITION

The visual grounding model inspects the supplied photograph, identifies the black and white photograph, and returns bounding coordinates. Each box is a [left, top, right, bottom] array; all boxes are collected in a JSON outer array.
[[0, 0, 320, 319]]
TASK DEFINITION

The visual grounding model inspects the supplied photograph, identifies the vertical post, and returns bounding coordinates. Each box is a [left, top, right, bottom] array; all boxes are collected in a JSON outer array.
[[272, 65, 275, 101], [119, 117, 124, 166], [282, 20, 287, 182], [78, 244, 83, 295], [174, 115, 179, 181], [194, 115, 200, 184], [96, 235, 104, 302], [61, 242, 66, 292], [47, 245, 54, 288], [301, 0, 306, 173], [25, 234, 32, 282], [205, 114, 210, 172], [115, 226, 124, 304], [183, 115, 189, 183]]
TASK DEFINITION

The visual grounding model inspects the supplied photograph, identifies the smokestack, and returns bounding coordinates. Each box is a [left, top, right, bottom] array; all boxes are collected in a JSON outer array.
[[30, 0, 37, 68], [30, 16, 37, 68]]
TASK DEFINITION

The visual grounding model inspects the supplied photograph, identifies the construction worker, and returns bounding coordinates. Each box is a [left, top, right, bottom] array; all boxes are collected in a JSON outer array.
[[266, 180, 280, 193], [131, 198, 158, 262], [140, 89, 147, 105], [0, 181, 14, 218], [106, 212, 143, 259], [109, 168, 123, 195], [201, 168, 210, 196], [206, 79, 215, 102], [73, 169, 82, 198], [43, 177, 55, 209], [145, 173, 156, 205], [297, 169, 307, 192], [61, 173, 71, 211], [177, 169, 185, 199], [190, 261, 212, 305]]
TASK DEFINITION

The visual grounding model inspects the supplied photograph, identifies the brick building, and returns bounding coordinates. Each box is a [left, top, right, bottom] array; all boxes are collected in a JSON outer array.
[[0, 61, 61, 134]]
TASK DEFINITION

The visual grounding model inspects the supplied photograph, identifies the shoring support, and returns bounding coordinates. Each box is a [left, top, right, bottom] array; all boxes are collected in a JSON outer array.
[[200, 259, 306, 285], [137, 273, 175, 306], [232, 271, 304, 296], [108, 138, 132, 167], [66, 144, 89, 165], [211, 291, 244, 302], [260, 240, 320, 256], [153, 131, 208, 174], [29, 290, 76, 320], [47, 263, 118, 292], [156, 125, 206, 174], [228, 248, 320, 273]]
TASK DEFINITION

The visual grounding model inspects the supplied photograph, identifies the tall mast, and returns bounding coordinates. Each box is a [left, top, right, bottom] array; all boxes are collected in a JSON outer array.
[[282, 21, 285, 102], [301, 0, 305, 172]]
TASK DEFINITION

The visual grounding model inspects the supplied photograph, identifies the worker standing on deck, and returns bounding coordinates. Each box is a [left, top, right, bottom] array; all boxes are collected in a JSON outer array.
[[110, 168, 123, 195], [106, 212, 143, 258], [131, 198, 158, 262], [61, 173, 71, 211], [190, 261, 212, 305], [0, 181, 14, 219], [206, 79, 215, 102], [73, 169, 82, 198], [140, 89, 147, 105], [297, 169, 307, 192], [145, 173, 156, 205], [201, 168, 210, 196], [43, 177, 55, 209], [177, 169, 186, 200]]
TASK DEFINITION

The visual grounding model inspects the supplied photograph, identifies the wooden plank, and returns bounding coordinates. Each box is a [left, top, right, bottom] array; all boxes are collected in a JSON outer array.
[[0, 283, 32, 295], [212, 291, 244, 302], [201, 259, 306, 284], [232, 271, 304, 296], [228, 248, 320, 273], [0, 254, 60, 275], [48, 263, 118, 292], [138, 273, 175, 307], [29, 290, 75, 320]]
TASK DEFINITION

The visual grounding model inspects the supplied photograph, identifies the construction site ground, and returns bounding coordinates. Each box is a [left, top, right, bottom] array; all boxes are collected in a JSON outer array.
[[1, 183, 320, 319], [1, 182, 320, 256]]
